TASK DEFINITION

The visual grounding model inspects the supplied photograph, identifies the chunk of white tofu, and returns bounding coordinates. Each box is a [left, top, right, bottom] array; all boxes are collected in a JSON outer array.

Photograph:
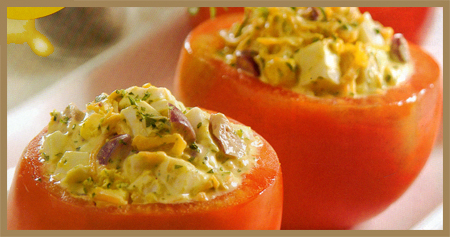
[[294, 40, 341, 85], [53, 151, 91, 194], [156, 156, 209, 200], [120, 106, 149, 137], [184, 107, 219, 152], [122, 152, 167, 181], [149, 100, 169, 114], [358, 12, 385, 46], [53, 151, 90, 179], [80, 112, 103, 139], [362, 47, 389, 89], [136, 100, 160, 116], [41, 131, 69, 164], [60, 165, 91, 195]]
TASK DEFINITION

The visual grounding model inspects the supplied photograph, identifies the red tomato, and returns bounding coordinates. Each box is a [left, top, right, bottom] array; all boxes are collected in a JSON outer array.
[[188, 7, 431, 44], [188, 7, 244, 28], [7, 117, 283, 230], [174, 13, 442, 229]]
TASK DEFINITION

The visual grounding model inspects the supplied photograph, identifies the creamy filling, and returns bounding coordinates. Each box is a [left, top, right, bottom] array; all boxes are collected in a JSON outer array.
[[40, 84, 260, 205], [220, 7, 413, 97]]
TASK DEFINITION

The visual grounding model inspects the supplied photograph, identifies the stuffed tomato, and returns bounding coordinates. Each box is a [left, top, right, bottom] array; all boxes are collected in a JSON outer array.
[[175, 7, 442, 229], [7, 84, 282, 230]]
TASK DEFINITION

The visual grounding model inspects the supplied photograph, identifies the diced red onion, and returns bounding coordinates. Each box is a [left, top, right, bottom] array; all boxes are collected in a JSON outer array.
[[97, 134, 132, 165], [209, 113, 247, 158], [236, 50, 260, 77], [390, 33, 410, 63], [168, 103, 196, 144]]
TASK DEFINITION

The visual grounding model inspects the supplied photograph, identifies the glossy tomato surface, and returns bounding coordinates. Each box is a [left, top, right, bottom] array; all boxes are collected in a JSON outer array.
[[188, 7, 244, 28], [188, 7, 431, 45], [174, 13, 442, 229], [7, 116, 283, 230]]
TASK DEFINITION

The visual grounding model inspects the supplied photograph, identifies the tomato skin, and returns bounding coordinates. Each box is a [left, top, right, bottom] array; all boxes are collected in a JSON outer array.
[[174, 13, 442, 229], [7, 118, 283, 230], [189, 7, 244, 28], [188, 7, 431, 45]]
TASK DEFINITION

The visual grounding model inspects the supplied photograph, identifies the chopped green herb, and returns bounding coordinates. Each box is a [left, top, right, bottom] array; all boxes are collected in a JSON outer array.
[[286, 63, 294, 72], [50, 111, 58, 121], [258, 7, 270, 20], [95, 94, 107, 103], [60, 116, 69, 124], [189, 143, 200, 151], [385, 74, 392, 82], [142, 92, 152, 100], [235, 13, 250, 37], [318, 7, 327, 21], [340, 24, 349, 30], [128, 96, 136, 106]]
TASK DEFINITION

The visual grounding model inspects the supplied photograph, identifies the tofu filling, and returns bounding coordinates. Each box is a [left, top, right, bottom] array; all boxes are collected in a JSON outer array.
[[40, 84, 260, 205], [219, 7, 413, 97]]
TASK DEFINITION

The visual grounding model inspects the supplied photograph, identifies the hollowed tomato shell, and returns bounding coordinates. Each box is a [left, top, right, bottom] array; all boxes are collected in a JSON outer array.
[[174, 13, 442, 229], [7, 115, 283, 230]]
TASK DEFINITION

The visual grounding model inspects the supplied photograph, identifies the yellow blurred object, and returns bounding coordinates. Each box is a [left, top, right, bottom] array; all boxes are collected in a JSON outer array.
[[7, 7, 64, 20], [7, 18, 54, 57]]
